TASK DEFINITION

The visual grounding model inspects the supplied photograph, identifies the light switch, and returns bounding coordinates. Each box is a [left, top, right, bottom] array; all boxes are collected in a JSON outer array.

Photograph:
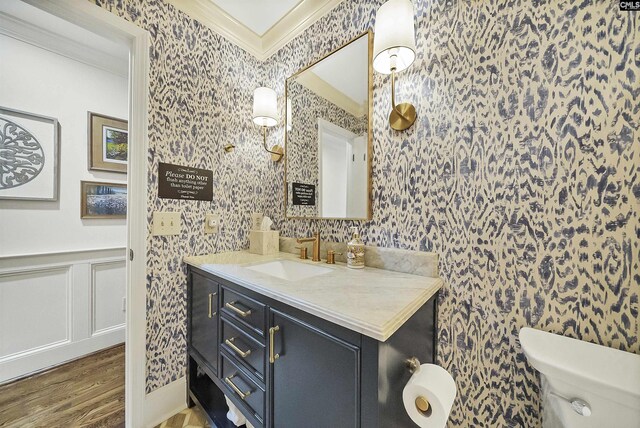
[[152, 211, 181, 236], [205, 212, 221, 234]]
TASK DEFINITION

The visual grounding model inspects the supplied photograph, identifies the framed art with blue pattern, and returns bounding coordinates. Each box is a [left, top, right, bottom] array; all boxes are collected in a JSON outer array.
[[0, 106, 59, 201]]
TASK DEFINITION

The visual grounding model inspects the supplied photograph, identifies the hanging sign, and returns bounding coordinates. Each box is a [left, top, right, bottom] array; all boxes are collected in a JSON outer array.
[[158, 162, 213, 201], [292, 182, 315, 206]]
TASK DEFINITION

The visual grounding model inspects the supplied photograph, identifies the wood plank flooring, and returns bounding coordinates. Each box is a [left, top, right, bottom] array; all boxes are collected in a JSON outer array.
[[0, 344, 125, 428]]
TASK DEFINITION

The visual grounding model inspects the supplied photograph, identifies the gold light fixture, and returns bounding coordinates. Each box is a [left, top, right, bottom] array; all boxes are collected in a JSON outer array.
[[373, 0, 417, 131], [252, 87, 284, 162]]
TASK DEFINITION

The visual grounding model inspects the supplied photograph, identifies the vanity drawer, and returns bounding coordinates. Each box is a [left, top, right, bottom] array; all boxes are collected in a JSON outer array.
[[221, 287, 266, 337], [221, 353, 265, 425], [221, 317, 265, 381]]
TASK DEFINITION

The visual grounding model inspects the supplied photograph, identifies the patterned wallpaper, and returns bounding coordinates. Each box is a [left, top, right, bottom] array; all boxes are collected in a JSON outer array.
[[94, 0, 280, 392], [264, 1, 640, 427], [286, 80, 368, 217], [95, 0, 639, 426]]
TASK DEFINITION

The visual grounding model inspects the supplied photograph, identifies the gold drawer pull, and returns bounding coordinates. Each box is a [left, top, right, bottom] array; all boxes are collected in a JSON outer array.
[[225, 337, 251, 358], [225, 375, 251, 400], [208, 292, 217, 318], [269, 325, 280, 364], [225, 301, 252, 317]]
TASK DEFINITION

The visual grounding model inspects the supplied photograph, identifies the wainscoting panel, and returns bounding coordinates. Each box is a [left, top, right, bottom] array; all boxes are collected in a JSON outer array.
[[0, 248, 126, 384], [92, 261, 126, 335], [0, 267, 71, 359]]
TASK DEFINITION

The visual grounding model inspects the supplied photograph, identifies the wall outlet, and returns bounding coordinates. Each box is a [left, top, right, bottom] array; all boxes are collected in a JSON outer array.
[[205, 212, 221, 234], [152, 211, 181, 236]]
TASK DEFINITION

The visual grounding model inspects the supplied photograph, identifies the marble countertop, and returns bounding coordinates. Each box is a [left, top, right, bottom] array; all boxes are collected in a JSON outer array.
[[184, 251, 442, 342]]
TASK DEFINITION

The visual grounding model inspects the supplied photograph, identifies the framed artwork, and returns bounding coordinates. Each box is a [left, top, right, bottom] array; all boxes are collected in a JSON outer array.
[[88, 112, 128, 173], [0, 106, 59, 201], [81, 180, 127, 219]]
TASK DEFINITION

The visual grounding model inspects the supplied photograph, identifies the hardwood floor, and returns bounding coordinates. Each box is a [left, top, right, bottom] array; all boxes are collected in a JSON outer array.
[[0, 344, 125, 428]]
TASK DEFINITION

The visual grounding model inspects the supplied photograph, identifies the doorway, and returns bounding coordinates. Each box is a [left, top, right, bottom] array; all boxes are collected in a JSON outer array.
[[317, 118, 367, 218], [0, 0, 148, 426]]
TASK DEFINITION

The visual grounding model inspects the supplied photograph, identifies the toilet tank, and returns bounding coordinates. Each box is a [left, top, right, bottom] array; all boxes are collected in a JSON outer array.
[[519, 327, 640, 428]]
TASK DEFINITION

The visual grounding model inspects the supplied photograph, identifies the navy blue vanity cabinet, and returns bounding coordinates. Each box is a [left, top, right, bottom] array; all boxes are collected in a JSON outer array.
[[186, 265, 437, 428], [188, 271, 219, 375], [269, 308, 360, 428]]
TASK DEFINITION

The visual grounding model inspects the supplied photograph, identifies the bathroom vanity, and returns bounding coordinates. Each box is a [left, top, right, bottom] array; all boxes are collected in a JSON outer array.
[[185, 251, 442, 428]]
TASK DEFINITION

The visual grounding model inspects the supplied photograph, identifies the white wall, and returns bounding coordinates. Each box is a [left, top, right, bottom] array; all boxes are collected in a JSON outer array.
[[0, 33, 128, 381], [0, 34, 128, 256]]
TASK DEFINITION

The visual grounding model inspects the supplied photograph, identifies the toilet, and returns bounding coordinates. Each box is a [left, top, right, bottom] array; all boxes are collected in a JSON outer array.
[[519, 327, 640, 428]]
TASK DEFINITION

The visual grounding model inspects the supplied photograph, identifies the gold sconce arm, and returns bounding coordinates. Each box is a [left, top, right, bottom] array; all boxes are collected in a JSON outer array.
[[261, 126, 284, 162], [388, 68, 416, 131]]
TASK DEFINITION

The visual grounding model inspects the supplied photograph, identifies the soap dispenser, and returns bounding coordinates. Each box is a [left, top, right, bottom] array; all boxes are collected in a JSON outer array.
[[346, 227, 365, 269]]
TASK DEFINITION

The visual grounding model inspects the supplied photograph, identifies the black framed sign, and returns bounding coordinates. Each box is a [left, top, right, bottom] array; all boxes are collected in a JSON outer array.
[[292, 182, 315, 206], [158, 162, 213, 201]]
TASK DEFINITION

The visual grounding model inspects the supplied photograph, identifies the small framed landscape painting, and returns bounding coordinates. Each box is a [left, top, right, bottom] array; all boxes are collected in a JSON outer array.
[[88, 112, 128, 173], [81, 181, 127, 219]]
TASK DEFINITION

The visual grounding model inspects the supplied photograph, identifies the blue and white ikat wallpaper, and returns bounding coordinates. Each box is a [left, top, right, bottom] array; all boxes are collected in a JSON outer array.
[[96, 0, 639, 426]]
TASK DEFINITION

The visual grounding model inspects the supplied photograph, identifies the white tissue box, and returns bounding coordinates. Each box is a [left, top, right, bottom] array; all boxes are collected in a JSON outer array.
[[249, 230, 279, 255]]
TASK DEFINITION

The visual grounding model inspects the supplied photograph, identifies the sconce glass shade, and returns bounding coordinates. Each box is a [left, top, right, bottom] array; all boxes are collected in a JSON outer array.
[[286, 97, 292, 132], [252, 87, 278, 127], [373, 0, 416, 74]]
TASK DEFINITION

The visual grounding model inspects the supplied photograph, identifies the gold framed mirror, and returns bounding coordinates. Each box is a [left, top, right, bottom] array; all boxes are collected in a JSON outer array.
[[284, 31, 373, 220]]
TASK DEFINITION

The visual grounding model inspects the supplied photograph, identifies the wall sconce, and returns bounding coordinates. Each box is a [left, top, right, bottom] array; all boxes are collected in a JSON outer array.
[[253, 87, 284, 162], [373, 0, 417, 131]]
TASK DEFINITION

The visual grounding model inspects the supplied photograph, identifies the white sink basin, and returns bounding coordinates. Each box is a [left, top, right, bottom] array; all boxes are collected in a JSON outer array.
[[245, 260, 332, 281]]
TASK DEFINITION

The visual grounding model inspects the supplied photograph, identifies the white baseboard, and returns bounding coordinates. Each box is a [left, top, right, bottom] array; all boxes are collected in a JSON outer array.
[[0, 327, 124, 384], [144, 376, 187, 428]]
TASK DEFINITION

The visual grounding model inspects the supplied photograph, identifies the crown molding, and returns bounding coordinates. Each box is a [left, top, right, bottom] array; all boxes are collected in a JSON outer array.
[[166, 0, 345, 61], [0, 11, 128, 77], [260, 0, 345, 60], [296, 71, 366, 117], [165, 0, 262, 58]]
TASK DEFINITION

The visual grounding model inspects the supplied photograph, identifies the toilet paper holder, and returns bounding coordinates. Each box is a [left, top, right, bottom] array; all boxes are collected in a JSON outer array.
[[405, 357, 432, 415], [406, 356, 421, 373]]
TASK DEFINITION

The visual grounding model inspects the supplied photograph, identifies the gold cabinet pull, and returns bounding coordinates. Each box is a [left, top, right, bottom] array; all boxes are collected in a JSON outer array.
[[269, 325, 280, 363], [224, 375, 251, 400], [208, 292, 217, 318], [225, 337, 251, 358], [225, 301, 252, 317]]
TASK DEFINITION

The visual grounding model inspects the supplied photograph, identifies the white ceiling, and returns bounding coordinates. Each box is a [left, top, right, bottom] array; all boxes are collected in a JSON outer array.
[[309, 36, 368, 106], [211, 0, 303, 36], [167, 0, 345, 60], [0, 1, 128, 76]]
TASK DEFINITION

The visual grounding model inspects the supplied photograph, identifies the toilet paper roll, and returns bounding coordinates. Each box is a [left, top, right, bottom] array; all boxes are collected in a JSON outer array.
[[402, 364, 456, 428]]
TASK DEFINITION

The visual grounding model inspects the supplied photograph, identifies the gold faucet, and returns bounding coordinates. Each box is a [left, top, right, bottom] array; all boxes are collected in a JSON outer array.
[[296, 231, 321, 262]]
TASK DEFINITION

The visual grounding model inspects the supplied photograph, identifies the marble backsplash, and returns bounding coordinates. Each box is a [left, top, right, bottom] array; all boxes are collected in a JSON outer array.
[[279, 236, 439, 278]]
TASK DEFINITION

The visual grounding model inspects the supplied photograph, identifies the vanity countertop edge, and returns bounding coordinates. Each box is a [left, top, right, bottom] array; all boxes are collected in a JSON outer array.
[[184, 251, 442, 342]]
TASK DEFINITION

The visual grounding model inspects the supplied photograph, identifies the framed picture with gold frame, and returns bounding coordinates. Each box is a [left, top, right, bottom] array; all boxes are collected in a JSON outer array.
[[88, 112, 128, 173], [81, 181, 127, 219]]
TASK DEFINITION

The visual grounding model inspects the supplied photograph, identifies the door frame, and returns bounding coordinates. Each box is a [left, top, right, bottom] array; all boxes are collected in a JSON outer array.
[[22, 1, 150, 426], [317, 118, 355, 218]]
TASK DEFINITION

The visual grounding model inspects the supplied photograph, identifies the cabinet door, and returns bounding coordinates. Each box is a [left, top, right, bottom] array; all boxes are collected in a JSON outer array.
[[189, 272, 218, 370], [270, 309, 360, 428]]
